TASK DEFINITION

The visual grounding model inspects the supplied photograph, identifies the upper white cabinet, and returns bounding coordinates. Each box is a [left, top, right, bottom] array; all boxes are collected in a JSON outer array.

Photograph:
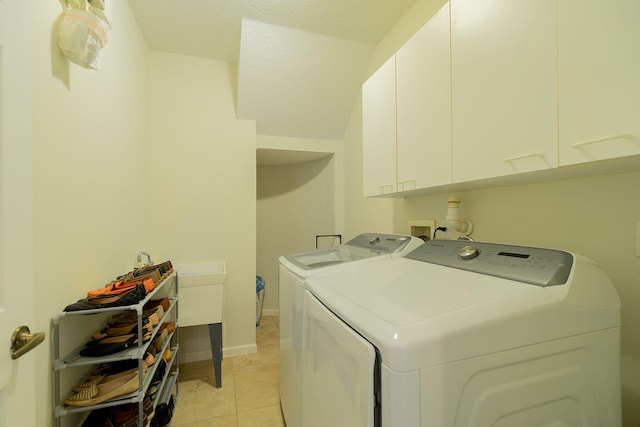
[[450, 0, 558, 183], [558, 0, 640, 166], [362, 55, 397, 197], [362, 3, 451, 196], [396, 2, 452, 191]]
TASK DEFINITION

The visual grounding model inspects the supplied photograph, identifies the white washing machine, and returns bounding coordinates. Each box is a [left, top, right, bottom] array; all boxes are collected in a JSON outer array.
[[279, 233, 424, 427], [303, 239, 621, 427]]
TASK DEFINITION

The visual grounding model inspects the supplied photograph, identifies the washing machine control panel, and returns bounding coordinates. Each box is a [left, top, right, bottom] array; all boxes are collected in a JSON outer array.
[[406, 240, 573, 286]]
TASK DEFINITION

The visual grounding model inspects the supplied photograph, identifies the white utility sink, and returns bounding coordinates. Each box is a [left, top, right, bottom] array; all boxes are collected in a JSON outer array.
[[176, 262, 225, 327], [177, 262, 226, 287]]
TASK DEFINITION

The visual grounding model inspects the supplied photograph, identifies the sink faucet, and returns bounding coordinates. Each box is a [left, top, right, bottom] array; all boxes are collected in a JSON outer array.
[[137, 251, 153, 267]]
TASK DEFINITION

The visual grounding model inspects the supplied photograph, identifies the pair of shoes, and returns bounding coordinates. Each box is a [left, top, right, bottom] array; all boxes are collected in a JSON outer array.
[[150, 359, 166, 386], [110, 400, 152, 426], [91, 317, 150, 341], [87, 278, 155, 299], [88, 360, 138, 379], [144, 297, 170, 313], [135, 261, 173, 279], [72, 365, 147, 393], [119, 269, 162, 287], [64, 283, 149, 312], [143, 351, 155, 368], [86, 323, 152, 347], [81, 408, 114, 427], [64, 370, 139, 407], [158, 321, 175, 335], [152, 401, 172, 427], [151, 329, 168, 353], [80, 331, 152, 357], [108, 305, 164, 326]]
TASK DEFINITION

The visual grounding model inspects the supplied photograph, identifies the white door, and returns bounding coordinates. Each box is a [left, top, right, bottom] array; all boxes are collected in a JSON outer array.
[[0, 1, 39, 427]]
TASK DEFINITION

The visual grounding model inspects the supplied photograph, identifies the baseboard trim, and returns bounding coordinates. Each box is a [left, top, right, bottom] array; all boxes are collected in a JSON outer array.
[[261, 308, 279, 317]]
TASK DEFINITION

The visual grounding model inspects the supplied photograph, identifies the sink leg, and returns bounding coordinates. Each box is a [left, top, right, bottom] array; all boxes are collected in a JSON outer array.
[[208, 322, 222, 388]]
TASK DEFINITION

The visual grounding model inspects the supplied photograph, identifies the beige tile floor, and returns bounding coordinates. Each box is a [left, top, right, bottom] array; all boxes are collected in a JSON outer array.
[[172, 316, 285, 427]]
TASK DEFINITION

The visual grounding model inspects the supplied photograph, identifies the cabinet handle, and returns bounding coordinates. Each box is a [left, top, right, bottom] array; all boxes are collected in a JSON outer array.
[[398, 179, 416, 190], [378, 184, 394, 194], [503, 153, 543, 163], [571, 134, 633, 148]]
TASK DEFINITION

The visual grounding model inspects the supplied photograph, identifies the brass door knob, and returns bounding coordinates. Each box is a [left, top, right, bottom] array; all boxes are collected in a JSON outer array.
[[10, 325, 45, 360]]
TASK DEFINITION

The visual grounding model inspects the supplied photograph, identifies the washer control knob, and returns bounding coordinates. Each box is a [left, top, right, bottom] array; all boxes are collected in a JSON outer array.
[[368, 236, 380, 245], [458, 245, 480, 260]]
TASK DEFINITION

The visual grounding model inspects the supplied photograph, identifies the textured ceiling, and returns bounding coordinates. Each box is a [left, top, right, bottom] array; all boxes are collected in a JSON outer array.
[[237, 19, 374, 140], [127, 0, 419, 142]]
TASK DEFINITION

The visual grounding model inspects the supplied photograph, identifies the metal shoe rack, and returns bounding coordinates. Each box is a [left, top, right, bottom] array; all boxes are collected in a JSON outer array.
[[52, 272, 179, 427]]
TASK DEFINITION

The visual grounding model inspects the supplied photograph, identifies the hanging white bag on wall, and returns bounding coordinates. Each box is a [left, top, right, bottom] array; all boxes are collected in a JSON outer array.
[[57, 9, 110, 70]]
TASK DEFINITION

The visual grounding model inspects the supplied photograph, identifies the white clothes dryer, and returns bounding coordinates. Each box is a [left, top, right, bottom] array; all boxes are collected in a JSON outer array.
[[303, 239, 621, 427], [279, 233, 424, 427]]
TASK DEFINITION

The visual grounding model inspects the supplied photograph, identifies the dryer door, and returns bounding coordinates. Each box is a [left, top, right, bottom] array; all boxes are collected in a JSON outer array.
[[303, 290, 377, 427]]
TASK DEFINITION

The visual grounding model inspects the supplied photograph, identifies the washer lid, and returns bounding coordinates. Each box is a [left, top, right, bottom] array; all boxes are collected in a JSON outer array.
[[280, 233, 422, 274], [306, 248, 620, 372]]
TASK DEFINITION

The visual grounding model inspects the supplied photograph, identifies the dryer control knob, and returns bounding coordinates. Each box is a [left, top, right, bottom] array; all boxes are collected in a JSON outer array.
[[368, 236, 380, 245], [458, 245, 480, 260]]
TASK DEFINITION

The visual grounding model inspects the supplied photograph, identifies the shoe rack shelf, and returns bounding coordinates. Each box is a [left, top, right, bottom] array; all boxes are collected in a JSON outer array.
[[52, 272, 179, 427]]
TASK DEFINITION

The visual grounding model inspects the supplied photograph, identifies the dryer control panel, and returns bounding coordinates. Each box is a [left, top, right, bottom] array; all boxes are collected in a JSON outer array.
[[405, 240, 573, 286]]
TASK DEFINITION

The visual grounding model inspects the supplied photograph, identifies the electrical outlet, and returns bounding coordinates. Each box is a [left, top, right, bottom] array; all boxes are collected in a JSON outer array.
[[408, 220, 436, 241]]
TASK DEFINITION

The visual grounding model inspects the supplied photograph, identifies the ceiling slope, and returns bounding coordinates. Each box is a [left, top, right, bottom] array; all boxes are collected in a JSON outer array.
[[127, 0, 419, 140]]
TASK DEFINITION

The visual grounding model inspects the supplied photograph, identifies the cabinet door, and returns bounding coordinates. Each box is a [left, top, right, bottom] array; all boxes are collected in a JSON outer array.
[[362, 56, 397, 196], [558, 0, 640, 165], [396, 2, 452, 191], [451, 0, 557, 183]]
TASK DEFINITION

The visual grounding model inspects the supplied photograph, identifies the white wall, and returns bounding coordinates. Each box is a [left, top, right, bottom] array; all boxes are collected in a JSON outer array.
[[343, 0, 640, 424], [31, 2, 149, 426], [257, 156, 336, 313], [146, 51, 257, 360]]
